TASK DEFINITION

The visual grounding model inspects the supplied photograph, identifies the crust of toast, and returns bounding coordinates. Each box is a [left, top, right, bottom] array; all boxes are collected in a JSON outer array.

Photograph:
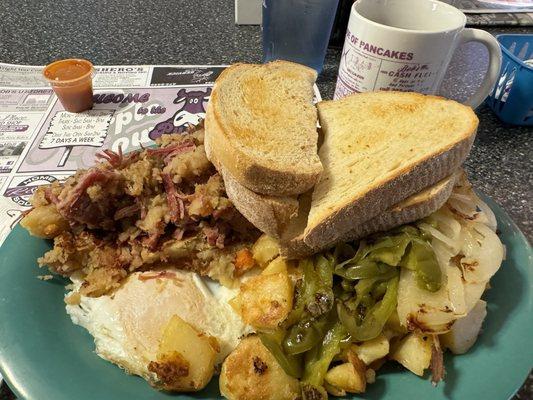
[[279, 191, 313, 258], [303, 92, 478, 249], [220, 167, 299, 239], [204, 123, 299, 239], [281, 172, 458, 259], [344, 170, 458, 241], [206, 61, 322, 196]]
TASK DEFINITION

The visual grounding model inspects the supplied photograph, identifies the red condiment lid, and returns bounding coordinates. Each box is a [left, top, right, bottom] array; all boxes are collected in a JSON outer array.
[[43, 59, 94, 86]]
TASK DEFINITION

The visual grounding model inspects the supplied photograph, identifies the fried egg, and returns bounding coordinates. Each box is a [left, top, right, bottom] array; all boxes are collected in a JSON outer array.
[[66, 269, 252, 382]]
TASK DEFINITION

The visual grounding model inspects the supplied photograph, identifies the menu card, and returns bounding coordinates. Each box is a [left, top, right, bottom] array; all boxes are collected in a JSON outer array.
[[0, 63, 227, 246]]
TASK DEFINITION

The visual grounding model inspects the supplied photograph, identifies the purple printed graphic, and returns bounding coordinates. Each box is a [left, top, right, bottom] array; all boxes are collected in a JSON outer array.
[[4, 175, 59, 207], [148, 88, 211, 140], [17, 86, 213, 173]]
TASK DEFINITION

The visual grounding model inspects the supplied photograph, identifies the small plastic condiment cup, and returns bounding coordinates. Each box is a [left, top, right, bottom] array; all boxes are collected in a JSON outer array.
[[43, 58, 95, 113]]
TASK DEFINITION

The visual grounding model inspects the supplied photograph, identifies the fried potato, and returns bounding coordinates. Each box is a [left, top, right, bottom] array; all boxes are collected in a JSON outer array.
[[231, 271, 293, 330], [20, 204, 69, 239], [351, 334, 390, 365], [252, 235, 280, 267], [324, 381, 347, 397], [365, 368, 376, 384], [326, 350, 367, 394], [220, 336, 300, 400], [149, 315, 218, 391], [325, 362, 366, 394], [390, 331, 432, 376], [262, 256, 289, 275]]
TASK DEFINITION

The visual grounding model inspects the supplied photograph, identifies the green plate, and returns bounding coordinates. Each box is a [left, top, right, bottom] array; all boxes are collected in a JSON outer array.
[[0, 195, 531, 400]]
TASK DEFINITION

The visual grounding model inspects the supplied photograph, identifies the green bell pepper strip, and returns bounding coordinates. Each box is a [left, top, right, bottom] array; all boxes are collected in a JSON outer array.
[[371, 280, 388, 299], [287, 255, 335, 326], [259, 333, 303, 378], [358, 293, 376, 309], [335, 258, 393, 280], [368, 236, 411, 265], [283, 255, 336, 354], [354, 270, 397, 299], [334, 240, 367, 269], [338, 275, 399, 341], [400, 238, 442, 292], [333, 225, 442, 293], [285, 259, 318, 325], [283, 313, 333, 355], [341, 279, 354, 292], [301, 322, 348, 387], [315, 254, 334, 288]]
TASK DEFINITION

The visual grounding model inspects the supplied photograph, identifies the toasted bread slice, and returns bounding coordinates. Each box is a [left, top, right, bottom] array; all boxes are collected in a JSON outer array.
[[205, 61, 322, 196], [219, 167, 299, 239], [281, 173, 458, 258], [303, 92, 478, 249], [279, 190, 313, 259], [204, 125, 299, 239]]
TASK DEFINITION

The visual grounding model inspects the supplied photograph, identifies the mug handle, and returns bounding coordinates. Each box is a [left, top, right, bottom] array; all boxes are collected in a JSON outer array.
[[459, 29, 502, 109]]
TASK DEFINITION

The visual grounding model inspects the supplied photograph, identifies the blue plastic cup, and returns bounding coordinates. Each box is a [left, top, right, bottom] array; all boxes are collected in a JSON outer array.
[[262, 0, 340, 73]]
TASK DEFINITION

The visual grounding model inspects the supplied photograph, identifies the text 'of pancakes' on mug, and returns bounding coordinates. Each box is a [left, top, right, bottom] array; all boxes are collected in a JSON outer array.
[[335, 0, 502, 109]]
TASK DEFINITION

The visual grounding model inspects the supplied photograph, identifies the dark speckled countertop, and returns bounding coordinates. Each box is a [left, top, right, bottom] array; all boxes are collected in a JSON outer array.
[[0, 0, 531, 399]]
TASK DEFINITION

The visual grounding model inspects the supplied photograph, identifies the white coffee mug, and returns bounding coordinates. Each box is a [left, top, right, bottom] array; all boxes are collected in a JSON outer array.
[[334, 0, 502, 108]]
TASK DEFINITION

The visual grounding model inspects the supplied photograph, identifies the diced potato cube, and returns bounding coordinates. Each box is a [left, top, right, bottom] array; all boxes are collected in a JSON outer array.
[[365, 368, 376, 384], [324, 381, 347, 397], [347, 349, 367, 378], [351, 334, 390, 365], [441, 299, 487, 354], [220, 336, 300, 400], [325, 362, 366, 394], [390, 332, 432, 376], [262, 257, 289, 275], [162, 237, 196, 260], [149, 315, 218, 391], [252, 235, 280, 267], [231, 271, 293, 330], [20, 204, 69, 239]]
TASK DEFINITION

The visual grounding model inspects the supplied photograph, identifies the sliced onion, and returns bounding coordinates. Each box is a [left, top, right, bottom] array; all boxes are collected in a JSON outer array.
[[459, 222, 504, 284], [397, 263, 466, 334], [474, 195, 498, 231], [463, 281, 487, 313], [396, 177, 504, 334], [419, 221, 461, 254], [433, 210, 463, 239], [448, 194, 479, 220], [432, 240, 456, 272], [446, 182, 498, 231]]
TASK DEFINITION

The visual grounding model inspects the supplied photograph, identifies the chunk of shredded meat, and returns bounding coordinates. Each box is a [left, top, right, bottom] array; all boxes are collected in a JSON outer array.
[[162, 173, 186, 223], [56, 168, 124, 230], [430, 335, 446, 385], [23, 122, 260, 296]]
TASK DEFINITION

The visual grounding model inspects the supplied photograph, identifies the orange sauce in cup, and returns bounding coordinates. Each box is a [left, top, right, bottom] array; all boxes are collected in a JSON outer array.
[[43, 59, 94, 112]]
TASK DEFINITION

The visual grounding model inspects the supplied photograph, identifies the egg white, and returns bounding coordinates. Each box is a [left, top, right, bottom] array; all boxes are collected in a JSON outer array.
[[66, 269, 252, 381]]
